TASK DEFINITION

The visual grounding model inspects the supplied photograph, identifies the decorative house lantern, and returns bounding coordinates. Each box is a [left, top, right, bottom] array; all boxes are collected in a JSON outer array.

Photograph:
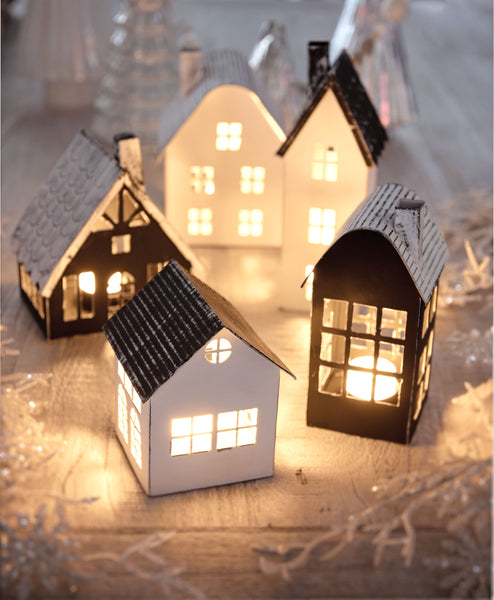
[[12, 130, 199, 339], [278, 44, 388, 312], [103, 260, 293, 496], [157, 48, 286, 247], [305, 183, 448, 444]]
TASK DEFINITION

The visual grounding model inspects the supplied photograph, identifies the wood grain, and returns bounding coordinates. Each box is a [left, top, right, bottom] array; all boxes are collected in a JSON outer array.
[[1, 1, 492, 598]]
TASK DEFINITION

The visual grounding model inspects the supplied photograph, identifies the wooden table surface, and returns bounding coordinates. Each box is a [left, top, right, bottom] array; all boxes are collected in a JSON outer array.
[[1, 1, 492, 599]]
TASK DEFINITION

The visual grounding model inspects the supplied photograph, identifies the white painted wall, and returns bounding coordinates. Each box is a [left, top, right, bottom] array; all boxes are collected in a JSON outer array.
[[148, 328, 281, 495], [164, 85, 285, 247]]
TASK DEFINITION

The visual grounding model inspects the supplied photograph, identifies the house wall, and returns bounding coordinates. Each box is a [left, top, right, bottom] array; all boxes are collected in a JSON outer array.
[[148, 328, 281, 496], [46, 189, 192, 339], [279, 89, 374, 312], [164, 84, 285, 247], [307, 231, 422, 444]]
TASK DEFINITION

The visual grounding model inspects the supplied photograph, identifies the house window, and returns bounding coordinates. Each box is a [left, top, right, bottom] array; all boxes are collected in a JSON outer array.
[[19, 264, 45, 318], [414, 328, 435, 419], [421, 286, 438, 339], [188, 208, 213, 236], [318, 300, 406, 406], [117, 360, 142, 413], [204, 338, 232, 364], [240, 166, 265, 194], [238, 209, 263, 237], [170, 414, 213, 456], [62, 272, 95, 321], [305, 265, 314, 302], [311, 144, 338, 181], [308, 208, 336, 245], [146, 262, 166, 282], [216, 122, 242, 151], [117, 384, 129, 443], [190, 166, 215, 195], [130, 408, 142, 468], [111, 234, 131, 255], [217, 408, 258, 450], [107, 271, 135, 319]]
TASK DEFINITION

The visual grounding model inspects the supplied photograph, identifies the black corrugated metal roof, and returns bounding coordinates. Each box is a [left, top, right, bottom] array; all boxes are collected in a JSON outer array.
[[103, 260, 293, 402], [308, 183, 448, 304], [277, 51, 387, 165]]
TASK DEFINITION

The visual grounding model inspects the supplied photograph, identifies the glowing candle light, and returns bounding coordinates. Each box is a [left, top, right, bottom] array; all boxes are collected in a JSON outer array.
[[346, 356, 397, 401]]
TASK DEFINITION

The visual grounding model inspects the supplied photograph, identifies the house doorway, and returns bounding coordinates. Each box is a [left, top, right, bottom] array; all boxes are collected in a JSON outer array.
[[107, 271, 135, 319]]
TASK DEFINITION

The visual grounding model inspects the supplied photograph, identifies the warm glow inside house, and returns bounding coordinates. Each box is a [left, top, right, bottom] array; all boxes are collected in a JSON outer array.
[[278, 44, 388, 312], [12, 130, 199, 339], [157, 48, 286, 247], [103, 260, 293, 496], [305, 183, 448, 444]]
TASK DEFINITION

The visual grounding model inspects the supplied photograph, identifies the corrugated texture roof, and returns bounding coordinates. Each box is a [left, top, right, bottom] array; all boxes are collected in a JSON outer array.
[[11, 130, 122, 292], [313, 183, 448, 304], [103, 260, 293, 402], [157, 48, 284, 152], [277, 51, 387, 165]]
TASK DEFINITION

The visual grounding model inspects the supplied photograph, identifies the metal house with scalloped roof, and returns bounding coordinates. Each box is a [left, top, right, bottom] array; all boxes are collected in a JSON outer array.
[[12, 130, 199, 339], [305, 183, 448, 444], [103, 260, 293, 496]]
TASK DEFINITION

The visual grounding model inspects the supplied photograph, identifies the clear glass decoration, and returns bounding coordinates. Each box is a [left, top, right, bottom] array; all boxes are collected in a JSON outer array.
[[15, 0, 113, 109], [248, 20, 306, 132], [330, 0, 416, 128], [91, 0, 179, 152]]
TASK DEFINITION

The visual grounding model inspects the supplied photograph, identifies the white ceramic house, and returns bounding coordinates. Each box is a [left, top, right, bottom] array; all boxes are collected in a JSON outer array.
[[103, 259, 293, 496], [157, 49, 286, 247], [278, 45, 388, 312]]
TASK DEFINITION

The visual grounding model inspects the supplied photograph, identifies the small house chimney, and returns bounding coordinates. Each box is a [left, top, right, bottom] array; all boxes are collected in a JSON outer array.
[[308, 41, 330, 97], [179, 43, 203, 99], [113, 133, 144, 189], [393, 197, 425, 260]]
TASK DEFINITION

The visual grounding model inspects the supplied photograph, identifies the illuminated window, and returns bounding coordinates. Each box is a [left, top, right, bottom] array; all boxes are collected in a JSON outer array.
[[190, 166, 215, 195], [62, 271, 95, 321], [305, 265, 314, 302], [318, 300, 406, 406], [240, 166, 265, 194], [216, 122, 242, 151], [204, 338, 232, 364], [188, 208, 213, 236], [19, 264, 45, 318], [238, 209, 263, 237], [311, 144, 338, 181], [130, 408, 142, 468], [146, 262, 166, 282], [107, 271, 135, 319], [117, 384, 129, 443], [170, 414, 213, 456], [414, 324, 435, 419], [111, 234, 131, 255], [308, 208, 336, 245], [117, 360, 142, 413], [421, 286, 438, 339], [217, 408, 258, 450]]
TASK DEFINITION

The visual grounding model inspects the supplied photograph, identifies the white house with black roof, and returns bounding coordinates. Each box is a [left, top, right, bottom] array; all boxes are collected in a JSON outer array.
[[11, 130, 199, 339], [157, 48, 286, 248], [103, 259, 294, 496], [305, 183, 448, 444], [278, 44, 388, 312]]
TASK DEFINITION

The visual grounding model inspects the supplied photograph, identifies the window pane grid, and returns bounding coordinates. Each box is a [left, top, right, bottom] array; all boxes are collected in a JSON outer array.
[[238, 209, 263, 237], [188, 208, 213, 236], [216, 122, 242, 151], [308, 208, 336, 245], [311, 144, 338, 181], [190, 166, 215, 195]]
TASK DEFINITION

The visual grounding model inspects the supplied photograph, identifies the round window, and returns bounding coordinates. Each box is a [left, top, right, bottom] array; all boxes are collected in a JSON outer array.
[[204, 338, 232, 364]]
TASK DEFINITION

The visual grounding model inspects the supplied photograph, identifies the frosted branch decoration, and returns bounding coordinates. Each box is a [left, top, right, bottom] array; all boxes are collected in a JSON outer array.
[[255, 381, 492, 598]]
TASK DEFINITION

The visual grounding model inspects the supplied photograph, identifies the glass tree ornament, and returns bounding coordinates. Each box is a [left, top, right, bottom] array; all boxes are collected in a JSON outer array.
[[330, 0, 416, 128], [91, 0, 179, 151]]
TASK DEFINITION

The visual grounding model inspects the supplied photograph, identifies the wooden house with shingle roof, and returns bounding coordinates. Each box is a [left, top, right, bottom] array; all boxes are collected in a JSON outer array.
[[305, 183, 448, 444], [12, 130, 199, 339], [278, 45, 388, 312], [103, 259, 293, 496], [157, 48, 286, 248]]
